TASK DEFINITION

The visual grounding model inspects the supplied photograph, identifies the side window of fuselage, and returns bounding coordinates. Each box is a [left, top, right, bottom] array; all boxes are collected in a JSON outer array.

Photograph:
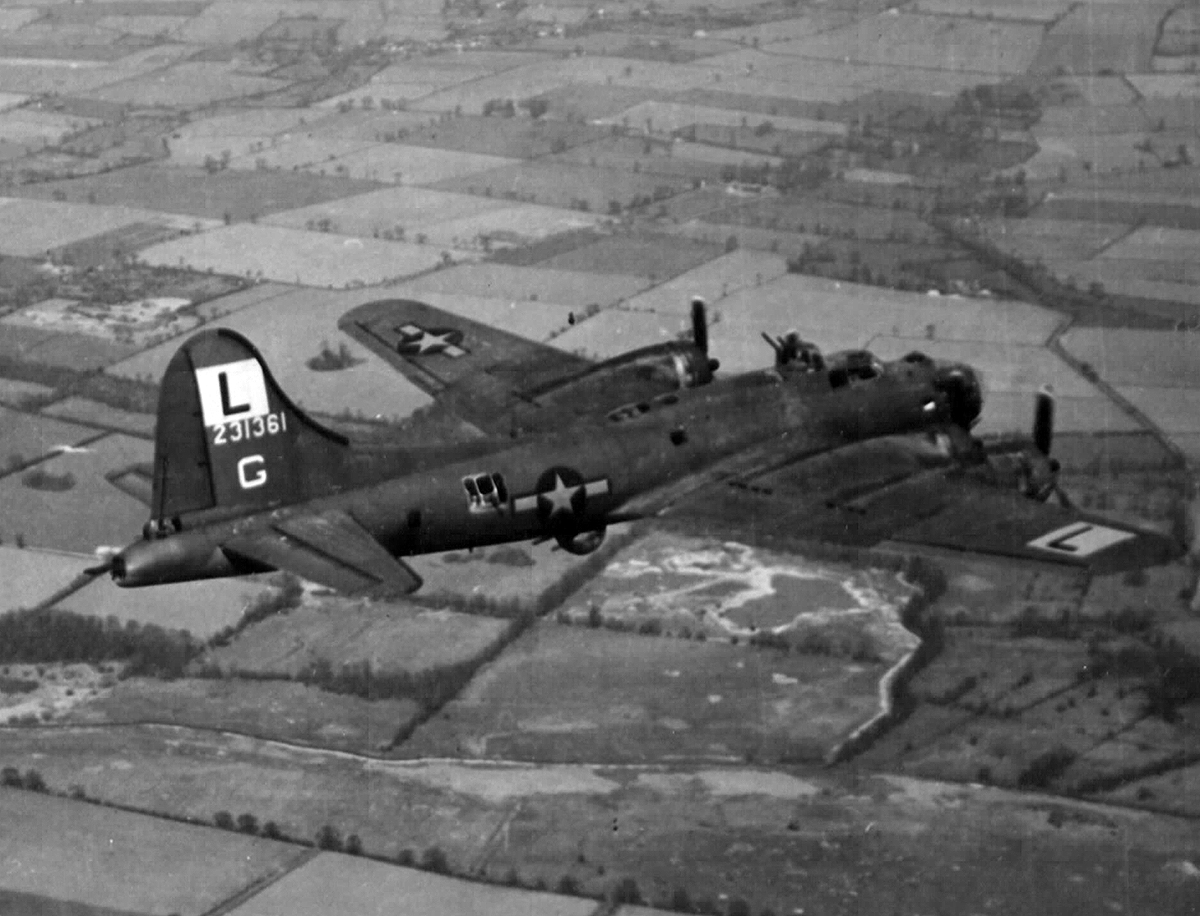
[[462, 472, 508, 512]]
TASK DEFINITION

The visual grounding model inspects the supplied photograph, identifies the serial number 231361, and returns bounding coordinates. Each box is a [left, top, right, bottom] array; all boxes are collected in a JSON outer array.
[[211, 411, 287, 446]]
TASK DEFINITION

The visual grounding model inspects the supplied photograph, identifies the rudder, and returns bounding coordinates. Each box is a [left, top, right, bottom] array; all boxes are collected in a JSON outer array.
[[151, 329, 351, 527]]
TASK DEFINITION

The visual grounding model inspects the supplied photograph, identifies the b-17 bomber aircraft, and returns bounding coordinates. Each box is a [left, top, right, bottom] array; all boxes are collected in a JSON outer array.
[[91, 298, 1179, 594]]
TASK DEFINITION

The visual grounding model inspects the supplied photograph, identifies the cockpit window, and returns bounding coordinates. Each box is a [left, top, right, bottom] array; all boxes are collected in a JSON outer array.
[[828, 350, 883, 388]]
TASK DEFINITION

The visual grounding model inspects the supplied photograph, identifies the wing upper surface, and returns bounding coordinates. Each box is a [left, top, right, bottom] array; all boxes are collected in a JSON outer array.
[[224, 508, 422, 595], [340, 298, 591, 433], [657, 433, 1179, 573]]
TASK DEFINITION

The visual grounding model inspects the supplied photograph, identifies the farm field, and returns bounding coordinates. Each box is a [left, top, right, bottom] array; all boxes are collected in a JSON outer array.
[[1118, 385, 1200, 434], [228, 851, 596, 916], [1097, 225, 1200, 265], [760, 12, 1045, 76], [410, 58, 710, 116], [16, 164, 382, 222], [0, 377, 51, 406], [1060, 327, 1200, 388], [411, 204, 607, 250], [263, 186, 511, 238], [976, 217, 1132, 263], [206, 598, 510, 680], [56, 571, 275, 639], [0, 322, 137, 370], [0, 545, 93, 614], [2, 726, 1198, 916], [0, 61, 127, 97], [399, 619, 888, 764], [0, 432, 150, 553], [1034, 195, 1200, 230], [0, 108, 100, 145], [0, 789, 305, 916], [400, 263, 649, 308], [84, 61, 284, 107], [192, 281, 300, 321], [535, 233, 723, 280], [433, 160, 694, 213], [617, 249, 789, 316], [273, 143, 519, 187], [68, 678, 419, 754], [0, 405, 98, 466], [597, 101, 848, 137], [1032, 3, 1164, 76], [136, 223, 458, 288], [0, 197, 204, 259], [399, 116, 609, 159], [107, 285, 434, 421], [41, 397, 156, 437]]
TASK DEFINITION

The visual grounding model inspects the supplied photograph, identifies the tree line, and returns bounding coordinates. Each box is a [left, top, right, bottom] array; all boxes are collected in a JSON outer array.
[[0, 607, 200, 678]]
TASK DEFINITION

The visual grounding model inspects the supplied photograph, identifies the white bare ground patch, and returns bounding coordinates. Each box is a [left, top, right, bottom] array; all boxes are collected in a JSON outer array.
[[636, 769, 821, 798], [596, 535, 916, 646], [363, 760, 621, 802], [0, 663, 116, 724], [6, 296, 197, 344]]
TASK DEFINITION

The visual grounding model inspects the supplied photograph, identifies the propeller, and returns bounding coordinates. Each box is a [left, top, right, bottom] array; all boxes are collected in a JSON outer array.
[[1020, 386, 1070, 508], [690, 297, 719, 375], [1033, 385, 1054, 456], [83, 545, 120, 577], [691, 297, 708, 355]]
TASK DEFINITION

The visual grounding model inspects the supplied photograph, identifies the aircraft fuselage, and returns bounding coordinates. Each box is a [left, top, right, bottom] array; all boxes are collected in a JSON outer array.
[[114, 357, 956, 587]]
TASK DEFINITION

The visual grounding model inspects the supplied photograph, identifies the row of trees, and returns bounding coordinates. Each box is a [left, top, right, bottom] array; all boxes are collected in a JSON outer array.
[[0, 607, 200, 678]]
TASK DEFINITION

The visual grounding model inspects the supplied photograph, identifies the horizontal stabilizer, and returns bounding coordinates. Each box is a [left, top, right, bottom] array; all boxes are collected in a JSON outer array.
[[224, 509, 422, 595]]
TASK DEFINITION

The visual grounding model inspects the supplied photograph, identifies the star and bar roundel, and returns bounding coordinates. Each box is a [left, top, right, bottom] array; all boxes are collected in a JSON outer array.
[[395, 323, 468, 358], [513, 466, 610, 523]]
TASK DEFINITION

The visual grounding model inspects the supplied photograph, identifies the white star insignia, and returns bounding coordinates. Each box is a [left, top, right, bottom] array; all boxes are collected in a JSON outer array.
[[538, 473, 582, 517]]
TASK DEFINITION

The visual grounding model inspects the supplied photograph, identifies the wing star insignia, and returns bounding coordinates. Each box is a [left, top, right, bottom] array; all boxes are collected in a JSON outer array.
[[396, 324, 467, 358]]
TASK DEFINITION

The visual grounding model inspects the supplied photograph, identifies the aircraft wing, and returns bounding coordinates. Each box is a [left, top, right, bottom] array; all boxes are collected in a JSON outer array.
[[223, 509, 423, 595], [340, 298, 592, 434], [649, 434, 1179, 574]]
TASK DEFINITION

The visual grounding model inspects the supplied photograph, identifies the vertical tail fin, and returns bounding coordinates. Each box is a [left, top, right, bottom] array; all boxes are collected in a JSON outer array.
[[152, 329, 351, 526]]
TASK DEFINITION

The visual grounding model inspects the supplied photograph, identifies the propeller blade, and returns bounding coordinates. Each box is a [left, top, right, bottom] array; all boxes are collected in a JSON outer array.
[[1033, 386, 1054, 456], [84, 545, 120, 577], [83, 557, 114, 577], [691, 297, 708, 354]]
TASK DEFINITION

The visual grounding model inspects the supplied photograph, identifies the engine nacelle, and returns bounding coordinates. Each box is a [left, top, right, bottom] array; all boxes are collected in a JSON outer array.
[[555, 526, 606, 556], [112, 529, 246, 587]]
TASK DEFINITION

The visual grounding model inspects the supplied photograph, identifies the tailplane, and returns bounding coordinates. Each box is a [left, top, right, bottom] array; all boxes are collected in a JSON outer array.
[[150, 329, 351, 529]]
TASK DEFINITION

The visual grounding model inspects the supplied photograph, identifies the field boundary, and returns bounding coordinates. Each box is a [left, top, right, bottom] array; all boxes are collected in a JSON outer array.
[[200, 847, 320, 916]]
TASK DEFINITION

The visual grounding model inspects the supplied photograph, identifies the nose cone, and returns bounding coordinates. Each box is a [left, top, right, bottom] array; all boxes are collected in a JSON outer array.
[[936, 362, 983, 428]]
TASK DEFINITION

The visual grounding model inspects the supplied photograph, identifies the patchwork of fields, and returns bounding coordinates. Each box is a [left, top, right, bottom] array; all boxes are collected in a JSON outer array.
[[0, 0, 1199, 914]]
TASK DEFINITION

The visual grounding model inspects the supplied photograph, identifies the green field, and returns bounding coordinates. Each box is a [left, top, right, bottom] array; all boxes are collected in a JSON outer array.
[[0, 433, 149, 553], [68, 677, 419, 754], [399, 620, 885, 764], [207, 598, 510, 680], [0, 788, 304, 916], [0, 405, 98, 469], [227, 852, 596, 916], [16, 164, 382, 221]]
